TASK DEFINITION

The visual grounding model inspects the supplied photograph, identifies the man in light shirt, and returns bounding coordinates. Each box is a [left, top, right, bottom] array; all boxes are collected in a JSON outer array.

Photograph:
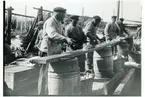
[[38, 7, 72, 95], [104, 16, 120, 54]]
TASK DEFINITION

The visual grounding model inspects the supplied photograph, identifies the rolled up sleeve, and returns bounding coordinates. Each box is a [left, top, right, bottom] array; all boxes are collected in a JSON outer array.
[[104, 23, 110, 39]]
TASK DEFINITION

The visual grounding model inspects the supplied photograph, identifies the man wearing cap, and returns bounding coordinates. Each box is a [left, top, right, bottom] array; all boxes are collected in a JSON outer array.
[[117, 18, 129, 37], [104, 16, 120, 41], [65, 15, 87, 72], [34, 21, 44, 55], [65, 15, 87, 50], [83, 15, 102, 73], [38, 7, 72, 95], [104, 16, 120, 54], [117, 18, 135, 52]]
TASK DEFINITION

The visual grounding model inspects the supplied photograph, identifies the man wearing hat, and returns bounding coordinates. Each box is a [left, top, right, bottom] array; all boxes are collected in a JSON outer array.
[[104, 16, 120, 55], [38, 7, 72, 95], [104, 16, 120, 41], [117, 18, 135, 52], [65, 15, 86, 50], [117, 18, 129, 37], [83, 15, 102, 74], [34, 21, 44, 55], [65, 15, 87, 72]]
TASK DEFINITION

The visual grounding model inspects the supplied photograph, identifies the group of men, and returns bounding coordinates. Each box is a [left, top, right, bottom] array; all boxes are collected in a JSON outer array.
[[34, 7, 129, 95]]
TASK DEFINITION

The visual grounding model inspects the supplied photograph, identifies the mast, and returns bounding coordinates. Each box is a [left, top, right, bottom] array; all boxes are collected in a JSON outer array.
[[25, 5, 27, 31], [82, 7, 84, 16], [117, 0, 120, 20]]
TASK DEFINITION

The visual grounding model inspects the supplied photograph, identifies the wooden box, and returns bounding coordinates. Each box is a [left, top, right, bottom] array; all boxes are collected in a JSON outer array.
[[4, 65, 39, 91]]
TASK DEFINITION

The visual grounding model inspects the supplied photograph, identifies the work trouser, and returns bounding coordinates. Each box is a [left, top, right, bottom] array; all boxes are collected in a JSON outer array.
[[85, 42, 96, 71], [71, 43, 86, 72], [125, 37, 133, 51], [86, 52, 94, 70], [77, 54, 86, 72], [112, 44, 117, 55], [107, 37, 117, 55], [38, 51, 48, 95]]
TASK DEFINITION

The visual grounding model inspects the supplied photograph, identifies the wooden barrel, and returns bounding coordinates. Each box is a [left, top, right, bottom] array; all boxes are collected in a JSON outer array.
[[113, 57, 125, 73], [48, 58, 81, 95], [93, 46, 114, 78], [117, 41, 129, 60]]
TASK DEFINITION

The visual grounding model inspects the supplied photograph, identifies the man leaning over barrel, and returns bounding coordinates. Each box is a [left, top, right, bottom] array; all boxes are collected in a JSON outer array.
[[83, 15, 102, 74], [65, 15, 87, 73], [104, 16, 121, 55], [38, 7, 72, 95], [117, 18, 135, 52]]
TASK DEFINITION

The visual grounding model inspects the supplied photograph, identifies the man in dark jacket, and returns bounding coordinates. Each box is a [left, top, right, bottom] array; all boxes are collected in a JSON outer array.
[[117, 18, 129, 37], [65, 15, 87, 50], [65, 15, 87, 72]]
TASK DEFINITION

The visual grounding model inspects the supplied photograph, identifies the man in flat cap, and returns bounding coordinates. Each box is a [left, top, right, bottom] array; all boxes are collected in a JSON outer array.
[[34, 21, 44, 55], [117, 18, 129, 37], [104, 16, 120, 54], [38, 7, 72, 95], [65, 15, 87, 72], [104, 16, 120, 41], [117, 18, 135, 52], [83, 15, 102, 74]]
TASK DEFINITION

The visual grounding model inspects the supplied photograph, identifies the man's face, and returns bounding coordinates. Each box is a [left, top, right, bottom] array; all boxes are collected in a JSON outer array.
[[112, 18, 116, 23], [94, 19, 101, 27], [120, 20, 124, 23], [58, 12, 66, 21], [72, 19, 78, 26]]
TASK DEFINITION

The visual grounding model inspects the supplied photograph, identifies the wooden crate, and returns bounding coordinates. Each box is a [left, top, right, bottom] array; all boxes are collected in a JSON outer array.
[[4, 65, 39, 91]]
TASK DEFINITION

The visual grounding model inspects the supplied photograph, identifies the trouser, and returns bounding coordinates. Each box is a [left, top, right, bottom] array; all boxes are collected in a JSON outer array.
[[38, 51, 48, 95], [112, 44, 117, 55], [125, 38, 133, 51], [108, 38, 117, 55], [85, 42, 96, 71], [77, 54, 86, 72], [71, 44, 86, 72], [86, 52, 94, 70]]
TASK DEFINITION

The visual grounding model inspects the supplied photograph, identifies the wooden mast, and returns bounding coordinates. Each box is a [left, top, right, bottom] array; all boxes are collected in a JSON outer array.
[[117, 0, 120, 21]]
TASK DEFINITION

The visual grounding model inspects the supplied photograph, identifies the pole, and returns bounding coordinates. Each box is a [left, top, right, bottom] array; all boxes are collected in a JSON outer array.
[[82, 7, 84, 16], [117, 0, 120, 21], [113, 9, 115, 16], [25, 5, 27, 31], [121, 1, 123, 18]]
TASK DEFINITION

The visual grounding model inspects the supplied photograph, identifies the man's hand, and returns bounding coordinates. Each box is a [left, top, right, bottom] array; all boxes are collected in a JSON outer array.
[[65, 37, 73, 45]]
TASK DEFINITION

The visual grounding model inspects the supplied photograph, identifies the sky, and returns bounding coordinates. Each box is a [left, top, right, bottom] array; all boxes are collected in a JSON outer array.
[[5, 0, 142, 22]]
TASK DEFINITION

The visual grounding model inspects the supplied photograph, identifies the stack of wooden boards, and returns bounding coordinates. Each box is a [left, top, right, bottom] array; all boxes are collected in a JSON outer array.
[[4, 65, 39, 95]]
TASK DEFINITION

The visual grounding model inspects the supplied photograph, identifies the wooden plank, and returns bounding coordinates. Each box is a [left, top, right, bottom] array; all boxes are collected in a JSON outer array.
[[33, 7, 53, 13], [113, 68, 135, 95], [31, 38, 125, 64], [12, 13, 35, 18], [105, 69, 126, 95], [5, 65, 34, 73]]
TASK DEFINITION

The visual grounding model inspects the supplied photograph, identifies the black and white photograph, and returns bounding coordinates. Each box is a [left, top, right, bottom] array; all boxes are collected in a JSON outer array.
[[3, 0, 142, 96]]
